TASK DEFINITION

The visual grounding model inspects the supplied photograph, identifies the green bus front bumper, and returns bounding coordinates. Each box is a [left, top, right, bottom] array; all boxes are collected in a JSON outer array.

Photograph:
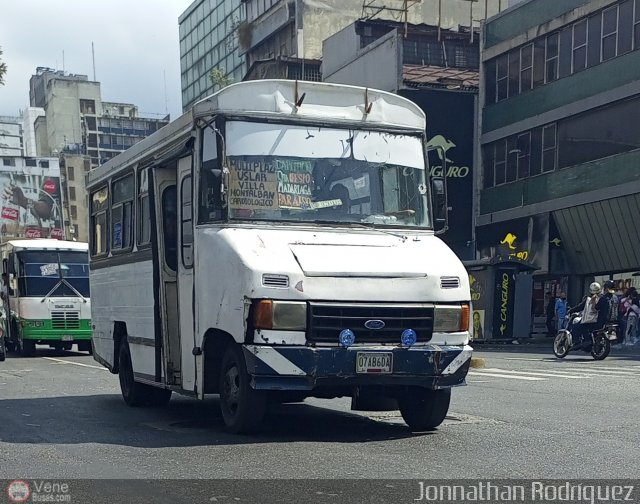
[[19, 319, 92, 342]]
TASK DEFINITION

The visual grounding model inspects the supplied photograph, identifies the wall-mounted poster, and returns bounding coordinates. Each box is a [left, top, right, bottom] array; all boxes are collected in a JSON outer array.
[[0, 167, 63, 240]]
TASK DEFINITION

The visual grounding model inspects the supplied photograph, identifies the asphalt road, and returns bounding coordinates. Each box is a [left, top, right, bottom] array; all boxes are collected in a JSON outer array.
[[1, 345, 639, 501]]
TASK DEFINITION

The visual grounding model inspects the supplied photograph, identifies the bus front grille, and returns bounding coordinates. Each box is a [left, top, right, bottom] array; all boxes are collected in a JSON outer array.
[[308, 302, 434, 344], [51, 311, 81, 329]]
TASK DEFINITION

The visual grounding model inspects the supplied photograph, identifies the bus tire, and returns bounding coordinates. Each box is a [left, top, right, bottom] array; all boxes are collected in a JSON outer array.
[[118, 342, 147, 407], [398, 388, 451, 431], [219, 344, 267, 434], [21, 339, 36, 357], [78, 341, 92, 354]]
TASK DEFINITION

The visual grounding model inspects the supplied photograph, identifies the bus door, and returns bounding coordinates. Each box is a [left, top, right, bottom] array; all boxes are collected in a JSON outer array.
[[152, 165, 181, 386], [177, 156, 196, 392]]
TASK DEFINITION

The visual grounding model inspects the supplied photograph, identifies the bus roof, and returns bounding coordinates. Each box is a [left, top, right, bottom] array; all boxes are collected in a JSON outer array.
[[88, 80, 426, 189], [2, 239, 88, 252], [192, 80, 426, 130]]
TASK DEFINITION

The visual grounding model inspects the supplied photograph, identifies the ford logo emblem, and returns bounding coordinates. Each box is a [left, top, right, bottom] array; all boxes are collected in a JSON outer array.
[[364, 319, 386, 330]]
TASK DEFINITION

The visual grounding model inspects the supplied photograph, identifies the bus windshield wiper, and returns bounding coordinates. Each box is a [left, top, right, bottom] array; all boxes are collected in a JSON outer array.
[[312, 219, 408, 242], [40, 278, 88, 303]]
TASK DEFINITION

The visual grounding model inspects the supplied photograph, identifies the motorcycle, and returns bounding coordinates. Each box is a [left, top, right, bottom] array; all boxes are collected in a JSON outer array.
[[553, 313, 618, 360]]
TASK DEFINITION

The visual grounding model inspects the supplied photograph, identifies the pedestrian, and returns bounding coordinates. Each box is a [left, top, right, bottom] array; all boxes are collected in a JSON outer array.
[[545, 292, 555, 336], [619, 288, 636, 344], [625, 297, 640, 346], [555, 292, 568, 331]]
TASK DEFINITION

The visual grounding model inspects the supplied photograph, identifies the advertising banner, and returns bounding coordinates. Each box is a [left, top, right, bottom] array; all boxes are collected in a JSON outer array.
[[0, 166, 64, 240]]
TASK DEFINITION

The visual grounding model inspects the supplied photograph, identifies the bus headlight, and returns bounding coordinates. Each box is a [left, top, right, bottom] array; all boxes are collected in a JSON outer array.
[[253, 300, 307, 331], [434, 304, 470, 333]]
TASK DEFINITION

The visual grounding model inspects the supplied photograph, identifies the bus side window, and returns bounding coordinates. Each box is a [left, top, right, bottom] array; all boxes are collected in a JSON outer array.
[[138, 168, 151, 246], [162, 186, 178, 272], [90, 186, 109, 257], [199, 126, 222, 223]]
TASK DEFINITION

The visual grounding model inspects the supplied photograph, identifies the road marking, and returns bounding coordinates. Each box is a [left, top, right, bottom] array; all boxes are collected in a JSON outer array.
[[565, 363, 640, 372], [483, 368, 586, 379], [468, 371, 545, 381], [566, 368, 640, 376], [43, 357, 106, 370]]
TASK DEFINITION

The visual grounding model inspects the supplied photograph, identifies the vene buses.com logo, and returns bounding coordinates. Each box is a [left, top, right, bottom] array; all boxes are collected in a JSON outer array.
[[6, 480, 31, 503]]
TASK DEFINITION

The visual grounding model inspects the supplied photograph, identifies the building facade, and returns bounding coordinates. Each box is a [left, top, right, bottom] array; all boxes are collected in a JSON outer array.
[[179, 0, 505, 107], [179, 0, 246, 111], [0, 116, 23, 157], [479, 0, 640, 330], [323, 19, 488, 261], [28, 68, 170, 242], [21, 107, 45, 157]]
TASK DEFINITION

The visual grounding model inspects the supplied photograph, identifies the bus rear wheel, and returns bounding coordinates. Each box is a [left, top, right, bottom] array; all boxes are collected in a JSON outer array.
[[118, 343, 149, 407], [118, 342, 171, 407]]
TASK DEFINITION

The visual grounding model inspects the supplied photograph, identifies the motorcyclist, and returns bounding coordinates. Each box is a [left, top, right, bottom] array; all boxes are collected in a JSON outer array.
[[571, 281, 618, 347]]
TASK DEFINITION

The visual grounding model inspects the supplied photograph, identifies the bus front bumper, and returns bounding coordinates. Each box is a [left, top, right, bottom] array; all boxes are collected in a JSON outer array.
[[242, 344, 472, 391]]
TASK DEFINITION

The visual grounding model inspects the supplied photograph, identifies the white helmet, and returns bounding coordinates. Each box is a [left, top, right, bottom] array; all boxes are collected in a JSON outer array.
[[589, 282, 601, 294]]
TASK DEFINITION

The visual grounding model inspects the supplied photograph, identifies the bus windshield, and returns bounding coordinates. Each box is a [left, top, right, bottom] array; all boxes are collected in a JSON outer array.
[[17, 250, 90, 298], [222, 121, 430, 228]]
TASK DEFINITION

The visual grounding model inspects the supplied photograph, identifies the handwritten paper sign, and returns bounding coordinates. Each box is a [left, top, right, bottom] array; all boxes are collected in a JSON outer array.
[[275, 159, 313, 209], [228, 158, 278, 210], [40, 263, 58, 276]]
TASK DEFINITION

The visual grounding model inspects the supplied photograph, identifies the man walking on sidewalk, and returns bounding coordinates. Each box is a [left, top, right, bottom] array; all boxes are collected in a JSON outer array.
[[555, 292, 568, 331]]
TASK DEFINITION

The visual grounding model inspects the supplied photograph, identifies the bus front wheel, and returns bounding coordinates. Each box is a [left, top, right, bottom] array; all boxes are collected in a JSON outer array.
[[21, 339, 36, 357], [219, 344, 267, 434]]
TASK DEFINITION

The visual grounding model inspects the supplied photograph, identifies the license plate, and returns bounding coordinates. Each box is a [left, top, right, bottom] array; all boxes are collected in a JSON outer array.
[[61, 335, 74, 341], [356, 352, 392, 374]]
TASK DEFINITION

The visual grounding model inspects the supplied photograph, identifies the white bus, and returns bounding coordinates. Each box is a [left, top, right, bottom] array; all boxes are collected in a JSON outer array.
[[88, 80, 473, 433], [1, 239, 91, 356]]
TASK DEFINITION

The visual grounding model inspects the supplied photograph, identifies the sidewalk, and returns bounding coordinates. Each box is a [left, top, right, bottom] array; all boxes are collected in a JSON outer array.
[[471, 335, 640, 357]]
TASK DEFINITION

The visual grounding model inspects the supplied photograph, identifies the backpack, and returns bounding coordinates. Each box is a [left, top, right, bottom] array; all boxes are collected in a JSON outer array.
[[608, 295, 619, 323], [619, 297, 629, 316]]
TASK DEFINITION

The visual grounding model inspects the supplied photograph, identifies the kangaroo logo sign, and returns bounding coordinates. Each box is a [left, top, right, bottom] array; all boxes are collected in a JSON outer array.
[[399, 89, 475, 259]]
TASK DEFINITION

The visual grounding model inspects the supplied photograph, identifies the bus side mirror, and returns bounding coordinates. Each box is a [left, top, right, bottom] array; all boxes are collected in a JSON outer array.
[[432, 176, 449, 235], [220, 166, 230, 207]]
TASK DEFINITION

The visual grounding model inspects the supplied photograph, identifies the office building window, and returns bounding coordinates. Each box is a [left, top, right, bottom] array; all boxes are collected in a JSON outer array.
[[602, 5, 619, 61], [542, 124, 557, 172], [517, 132, 531, 179], [635, 0, 640, 49], [545, 32, 560, 82], [67, 166, 75, 181], [69, 186, 76, 201], [496, 54, 508, 101], [520, 44, 533, 92], [70, 205, 77, 220], [619, 0, 634, 54], [572, 19, 588, 72], [494, 139, 507, 185]]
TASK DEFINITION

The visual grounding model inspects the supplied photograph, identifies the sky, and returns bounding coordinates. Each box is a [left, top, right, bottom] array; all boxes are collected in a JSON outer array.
[[0, 0, 195, 121]]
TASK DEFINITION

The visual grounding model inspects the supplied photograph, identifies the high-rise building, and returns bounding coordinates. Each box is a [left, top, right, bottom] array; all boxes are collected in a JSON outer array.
[[179, 0, 246, 111], [27, 67, 170, 242], [478, 0, 640, 335]]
